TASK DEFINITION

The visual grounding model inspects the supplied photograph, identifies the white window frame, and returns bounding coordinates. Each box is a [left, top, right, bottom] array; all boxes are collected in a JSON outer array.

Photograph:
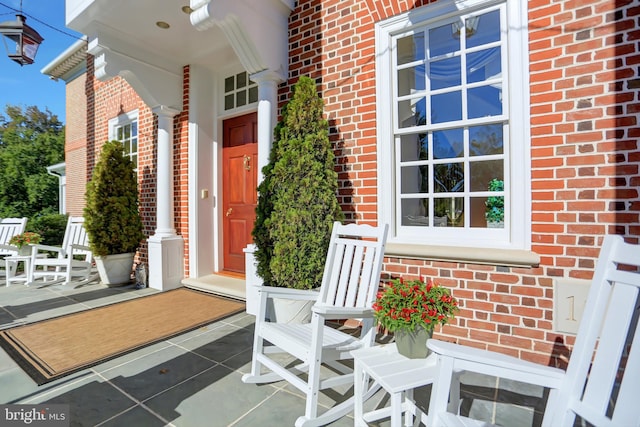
[[108, 110, 139, 171], [376, 0, 531, 251], [222, 70, 259, 113]]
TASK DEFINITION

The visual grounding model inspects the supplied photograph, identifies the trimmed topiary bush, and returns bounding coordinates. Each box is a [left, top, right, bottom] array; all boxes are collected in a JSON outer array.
[[253, 76, 343, 290], [84, 140, 145, 257]]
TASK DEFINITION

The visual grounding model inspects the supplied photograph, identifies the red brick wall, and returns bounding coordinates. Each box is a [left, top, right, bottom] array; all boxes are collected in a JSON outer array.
[[528, 0, 640, 264], [175, 65, 191, 274], [70, 0, 637, 363], [82, 62, 190, 272], [285, 0, 639, 365], [65, 73, 87, 217], [85, 61, 157, 265]]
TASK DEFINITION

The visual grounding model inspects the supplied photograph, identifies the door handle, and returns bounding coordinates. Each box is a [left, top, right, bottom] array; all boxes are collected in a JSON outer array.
[[226, 208, 233, 217], [243, 155, 251, 171]]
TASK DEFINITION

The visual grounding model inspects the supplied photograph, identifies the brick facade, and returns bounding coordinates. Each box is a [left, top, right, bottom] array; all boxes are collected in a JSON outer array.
[[64, 73, 87, 217], [83, 58, 156, 265], [281, 0, 639, 366], [78, 62, 192, 269], [70, 0, 638, 365], [174, 66, 191, 274]]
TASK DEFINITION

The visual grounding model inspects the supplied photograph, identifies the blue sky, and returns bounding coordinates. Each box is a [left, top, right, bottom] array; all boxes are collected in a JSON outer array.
[[0, 0, 82, 123]]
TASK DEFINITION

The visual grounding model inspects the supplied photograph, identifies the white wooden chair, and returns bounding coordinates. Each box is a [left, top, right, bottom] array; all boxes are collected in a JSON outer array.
[[0, 217, 28, 279], [241, 222, 388, 427], [426, 234, 640, 427], [30, 216, 93, 285]]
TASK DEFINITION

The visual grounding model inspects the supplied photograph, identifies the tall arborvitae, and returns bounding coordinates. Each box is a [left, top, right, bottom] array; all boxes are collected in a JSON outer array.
[[252, 106, 286, 287], [254, 76, 343, 290], [84, 140, 145, 257]]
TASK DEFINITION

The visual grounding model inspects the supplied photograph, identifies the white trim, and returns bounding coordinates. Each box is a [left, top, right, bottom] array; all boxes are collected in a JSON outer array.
[[376, 0, 531, 252], [47, 163, 67, 214], [219, 68, 260, 116], [40, 36, 87, 82], [188, 95, 200, 279], [108, 110, 139, 140], [108, 110, 139, 170], [507, 0, 532, 250], [187, 65, 218, 278]]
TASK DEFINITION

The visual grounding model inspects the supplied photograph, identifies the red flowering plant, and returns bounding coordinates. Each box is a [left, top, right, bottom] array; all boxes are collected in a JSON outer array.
[[9, 232, 42, 249], [373, 277, 459, 333]]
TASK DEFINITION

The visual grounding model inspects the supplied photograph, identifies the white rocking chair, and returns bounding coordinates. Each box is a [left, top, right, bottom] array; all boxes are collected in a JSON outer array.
[[426, 234, 640, 427], [0, 217, 28, 279], [242, 221, 388, 427], [30, 216, 93, 285]]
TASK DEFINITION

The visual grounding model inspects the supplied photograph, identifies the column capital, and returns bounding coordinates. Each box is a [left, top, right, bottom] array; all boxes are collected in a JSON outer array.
[[152, 105, 181, 118], [250, 69, 285, 86]]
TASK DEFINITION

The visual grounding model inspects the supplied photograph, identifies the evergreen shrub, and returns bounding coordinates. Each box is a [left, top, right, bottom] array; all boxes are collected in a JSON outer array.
[[253, 76, 343, 290], [84, 140, 145, 257]]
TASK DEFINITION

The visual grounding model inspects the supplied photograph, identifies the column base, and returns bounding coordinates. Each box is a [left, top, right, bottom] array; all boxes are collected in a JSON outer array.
[[243, 244, 263, 316], [148, 234, 184, 291]]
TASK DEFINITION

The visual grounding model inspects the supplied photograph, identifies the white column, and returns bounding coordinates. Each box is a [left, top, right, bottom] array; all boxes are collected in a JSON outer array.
[[250, 70, 282, 183], [243, 70, 283, 313], [148, 105, 184, 291], [152, 106, 179, 236]]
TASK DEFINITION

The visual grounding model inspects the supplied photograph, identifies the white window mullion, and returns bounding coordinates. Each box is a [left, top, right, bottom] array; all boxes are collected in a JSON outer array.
[[109, 110, 139, 172], [377, 0, 529, 250]]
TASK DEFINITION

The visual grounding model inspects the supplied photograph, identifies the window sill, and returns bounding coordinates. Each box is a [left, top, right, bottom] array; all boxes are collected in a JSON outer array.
[[385, 242, 540, 268]]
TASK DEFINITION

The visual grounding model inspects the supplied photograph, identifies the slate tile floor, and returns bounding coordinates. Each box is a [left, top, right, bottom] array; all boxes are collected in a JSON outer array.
[[0, 278, 548, 427]]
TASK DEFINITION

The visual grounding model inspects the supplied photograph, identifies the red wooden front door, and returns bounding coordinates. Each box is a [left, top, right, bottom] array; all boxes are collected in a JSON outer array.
[[222, 113, 258, 274]]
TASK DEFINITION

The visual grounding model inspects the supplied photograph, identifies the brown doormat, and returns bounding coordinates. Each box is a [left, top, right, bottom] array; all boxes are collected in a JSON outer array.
[[0, 288, 245, 385]]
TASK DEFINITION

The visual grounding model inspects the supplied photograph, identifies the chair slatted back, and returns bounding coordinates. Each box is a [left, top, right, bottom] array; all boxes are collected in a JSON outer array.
[[61, 217, 91, 260], [0, 217, 28, 256], [552, 235, 640, 426], [317, 222, 388, 310]]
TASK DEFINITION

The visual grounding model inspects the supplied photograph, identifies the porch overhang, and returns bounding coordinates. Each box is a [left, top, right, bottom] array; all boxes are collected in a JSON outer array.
[[189, 0, 294, 79], [65, 0, 294, 109]]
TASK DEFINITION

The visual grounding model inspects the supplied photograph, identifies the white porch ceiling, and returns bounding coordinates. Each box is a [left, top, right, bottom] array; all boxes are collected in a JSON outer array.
[[66, 0, 237, 72]]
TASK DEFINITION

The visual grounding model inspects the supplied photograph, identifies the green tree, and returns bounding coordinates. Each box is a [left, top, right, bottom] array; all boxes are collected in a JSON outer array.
[[254, 76, 344, 290], [0, 105, 64, 217]]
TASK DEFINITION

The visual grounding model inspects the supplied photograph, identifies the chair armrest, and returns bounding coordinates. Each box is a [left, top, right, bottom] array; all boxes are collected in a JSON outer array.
[[427, 339, 565, 388], [31, 244, 65, 255], [0, 244, 18, 252], [70, 244, 91, 252], [258, 285, 320, 301], [312, 305, 374, 319]]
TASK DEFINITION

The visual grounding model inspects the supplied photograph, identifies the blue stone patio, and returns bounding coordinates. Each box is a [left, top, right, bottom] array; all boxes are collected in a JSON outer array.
[[0, 278, 548, 426]]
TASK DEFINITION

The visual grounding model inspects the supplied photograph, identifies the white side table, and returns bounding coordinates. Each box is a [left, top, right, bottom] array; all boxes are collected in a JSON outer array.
[[353, 344, 438, 427], [5, 254, 35, 286]]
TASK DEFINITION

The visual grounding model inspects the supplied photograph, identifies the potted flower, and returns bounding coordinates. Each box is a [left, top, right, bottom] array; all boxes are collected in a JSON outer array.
[[485, 178, 504, 228], [373, 277, 459, 358], [9, 232, 42, 255]]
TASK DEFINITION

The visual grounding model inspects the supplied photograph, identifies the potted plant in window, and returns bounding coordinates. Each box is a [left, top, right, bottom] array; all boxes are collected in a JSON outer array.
[[485, 178, 504, 228], [84, 140, 145, 285], [249, 76, 344, 322], [373, 277, 459, 358]]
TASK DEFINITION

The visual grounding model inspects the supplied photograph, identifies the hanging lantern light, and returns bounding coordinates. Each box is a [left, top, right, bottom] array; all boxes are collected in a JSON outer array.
[[451, 15, 480, 39], [0, 14, 44, 66]]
